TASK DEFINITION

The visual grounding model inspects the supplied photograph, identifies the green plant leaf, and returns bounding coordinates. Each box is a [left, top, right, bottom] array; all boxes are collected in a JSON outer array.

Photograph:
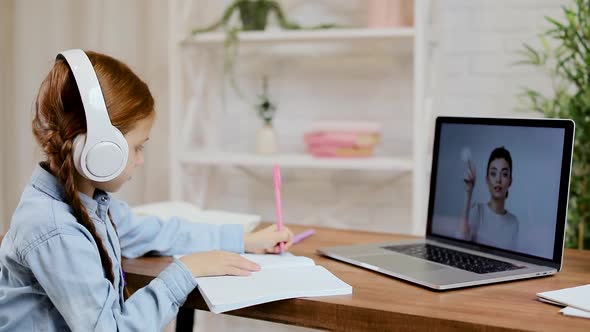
[[518, 0, 590, 249]]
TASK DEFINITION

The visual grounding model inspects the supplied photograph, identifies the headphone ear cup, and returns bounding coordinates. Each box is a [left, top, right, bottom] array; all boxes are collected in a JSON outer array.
[[72, 134, 87, 178], [71, 129, 128, 182], [112, 127, 129, 166], [107, 127, 129, 177]]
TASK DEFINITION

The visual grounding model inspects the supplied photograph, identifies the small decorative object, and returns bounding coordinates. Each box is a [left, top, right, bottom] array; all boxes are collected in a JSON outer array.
[[255, 77, 278, 154], [191, 0, 335, 100], [518, 0, 589, 249]]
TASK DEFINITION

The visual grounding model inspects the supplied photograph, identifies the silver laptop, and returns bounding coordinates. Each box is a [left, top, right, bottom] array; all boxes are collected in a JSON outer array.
[[318, 116, 575, 290]]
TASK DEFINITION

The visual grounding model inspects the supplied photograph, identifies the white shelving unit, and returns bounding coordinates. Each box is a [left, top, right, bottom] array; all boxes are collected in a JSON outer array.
[[168, 0, 434, 235], [179, 150, 414, 171], [183, 27, 415, 44]]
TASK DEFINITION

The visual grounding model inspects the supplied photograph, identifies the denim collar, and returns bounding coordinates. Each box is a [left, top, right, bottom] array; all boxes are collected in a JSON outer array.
[[30, 163, 111, 215]]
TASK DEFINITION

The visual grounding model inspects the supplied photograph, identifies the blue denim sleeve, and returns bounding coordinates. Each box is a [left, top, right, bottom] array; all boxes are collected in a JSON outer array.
[[23, 232, 197, 332], [109, 198, 245, 258]]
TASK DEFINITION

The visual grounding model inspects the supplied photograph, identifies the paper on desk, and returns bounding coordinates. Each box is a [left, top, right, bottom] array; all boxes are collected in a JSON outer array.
[[560, 306, 590, 319], [538, 297, 562, 306], [537, 284, 590, 312]]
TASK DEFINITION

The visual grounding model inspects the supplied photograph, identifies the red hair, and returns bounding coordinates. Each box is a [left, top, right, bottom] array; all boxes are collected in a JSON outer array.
[[32, 50, 154, 290]]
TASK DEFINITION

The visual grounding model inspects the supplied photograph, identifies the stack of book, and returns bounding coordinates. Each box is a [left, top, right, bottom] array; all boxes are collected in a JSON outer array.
[[304, 121, 381, 158]]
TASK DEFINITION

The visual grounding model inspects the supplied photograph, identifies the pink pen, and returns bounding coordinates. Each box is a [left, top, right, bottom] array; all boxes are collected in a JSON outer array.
[[273, 165, 285, 253], [293, 229, 316, 244]]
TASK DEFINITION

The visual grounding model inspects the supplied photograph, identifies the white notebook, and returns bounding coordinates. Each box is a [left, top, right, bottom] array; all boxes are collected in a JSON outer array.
[[195, 253, 353, 314], [537, 284, 590, 314], [560, 306, 590, 319], [132, 201, 261, 233]]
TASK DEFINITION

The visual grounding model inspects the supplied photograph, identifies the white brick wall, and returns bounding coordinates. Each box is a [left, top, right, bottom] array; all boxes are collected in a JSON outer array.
[[434, 0, 568, 120]]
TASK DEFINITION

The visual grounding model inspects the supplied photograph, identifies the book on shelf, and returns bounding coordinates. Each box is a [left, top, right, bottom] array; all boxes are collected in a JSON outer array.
[[194, 253, 353, 314], [306, 145, 375, 158], [304, 131, 381, 148], [309, 120, 382, 133], [132, 201, 261, 233]]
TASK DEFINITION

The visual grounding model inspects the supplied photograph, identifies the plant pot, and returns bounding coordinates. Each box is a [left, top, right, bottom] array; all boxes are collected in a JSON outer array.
[[238, 1, 271, 31], [256, 124, 278, 154]]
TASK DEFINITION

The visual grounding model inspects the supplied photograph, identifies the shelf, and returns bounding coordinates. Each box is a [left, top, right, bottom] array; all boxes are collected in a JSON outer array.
[[183, 28, 415, 46], [179, 151, 413, 171]]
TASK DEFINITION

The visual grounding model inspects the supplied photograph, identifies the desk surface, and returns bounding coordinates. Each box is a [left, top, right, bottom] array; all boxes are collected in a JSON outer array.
[[123, 224, 590, 331]]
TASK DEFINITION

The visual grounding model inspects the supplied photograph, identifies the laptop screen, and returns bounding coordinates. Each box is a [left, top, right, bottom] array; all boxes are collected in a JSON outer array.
[[427, 118, 573, 263]]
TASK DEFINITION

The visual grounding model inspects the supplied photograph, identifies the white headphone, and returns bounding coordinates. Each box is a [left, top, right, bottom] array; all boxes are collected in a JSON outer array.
[[58, 49, 129, 182]]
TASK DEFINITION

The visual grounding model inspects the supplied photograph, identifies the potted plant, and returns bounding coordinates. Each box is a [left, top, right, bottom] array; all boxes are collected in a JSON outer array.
[[191, 0, 316, 34], [255, 76, 278, 154], [519, 0, 590, 249]]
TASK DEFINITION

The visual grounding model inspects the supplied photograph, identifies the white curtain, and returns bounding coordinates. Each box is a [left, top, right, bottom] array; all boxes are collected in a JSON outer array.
[[0, 0, 171, 232]]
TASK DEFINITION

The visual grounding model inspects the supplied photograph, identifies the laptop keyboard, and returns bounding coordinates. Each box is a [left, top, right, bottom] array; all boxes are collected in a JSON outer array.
[[382, 244, 524, 274]]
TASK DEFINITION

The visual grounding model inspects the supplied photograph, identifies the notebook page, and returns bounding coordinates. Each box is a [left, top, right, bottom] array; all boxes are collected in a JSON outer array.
[[195, 265, 352, 313], [537, 284, 590, 312], [242, 253, 315, 269]]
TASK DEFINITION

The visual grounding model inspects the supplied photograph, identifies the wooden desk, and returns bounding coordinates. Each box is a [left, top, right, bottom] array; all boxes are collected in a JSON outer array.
[[122, 225, 590, 331]]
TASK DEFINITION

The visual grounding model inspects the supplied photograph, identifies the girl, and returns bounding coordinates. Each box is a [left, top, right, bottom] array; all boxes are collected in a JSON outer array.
[[0, 50, 293, 331], [459, 146, 519, 251]]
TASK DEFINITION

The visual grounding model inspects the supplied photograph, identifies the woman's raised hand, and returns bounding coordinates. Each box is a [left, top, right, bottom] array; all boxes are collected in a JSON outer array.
[[464, 160, 476, 193]]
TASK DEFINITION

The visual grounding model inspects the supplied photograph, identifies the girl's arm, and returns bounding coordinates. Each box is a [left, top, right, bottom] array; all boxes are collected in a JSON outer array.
[[23, 230, 196, 332], [109, 198, 244, 258]]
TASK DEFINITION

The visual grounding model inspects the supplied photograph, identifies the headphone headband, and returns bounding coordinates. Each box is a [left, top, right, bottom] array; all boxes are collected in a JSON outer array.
[[57, 50, 113, 143], [58, 49, 128, 182]]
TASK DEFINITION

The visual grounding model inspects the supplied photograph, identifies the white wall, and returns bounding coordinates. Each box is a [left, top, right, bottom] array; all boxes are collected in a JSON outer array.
[[433, 0, 566, 119]]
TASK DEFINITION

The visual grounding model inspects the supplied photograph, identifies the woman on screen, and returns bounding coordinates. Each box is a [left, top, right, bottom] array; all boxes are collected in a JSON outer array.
[[458, 146, 519, 251]]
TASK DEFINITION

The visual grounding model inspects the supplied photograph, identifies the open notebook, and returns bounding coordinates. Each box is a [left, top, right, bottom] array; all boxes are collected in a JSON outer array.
[[194, 253, 353, 314], [132, 201, 261, 233]]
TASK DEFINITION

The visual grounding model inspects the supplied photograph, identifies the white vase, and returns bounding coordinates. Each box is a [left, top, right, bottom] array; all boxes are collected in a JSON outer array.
[[256, 124, 278, 154]]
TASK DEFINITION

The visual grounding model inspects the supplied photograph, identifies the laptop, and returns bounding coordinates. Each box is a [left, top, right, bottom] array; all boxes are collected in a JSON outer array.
[[318, 116, 575, 290]]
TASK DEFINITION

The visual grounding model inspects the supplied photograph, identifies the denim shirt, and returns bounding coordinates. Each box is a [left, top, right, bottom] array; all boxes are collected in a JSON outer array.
[[0, 164, 245, 331]]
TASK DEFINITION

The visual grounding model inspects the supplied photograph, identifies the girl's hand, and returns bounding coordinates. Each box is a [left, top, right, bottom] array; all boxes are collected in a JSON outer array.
[[179, 251, 260, 277], [464, 160, 476, 193], [244, 224, 294, 254]]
